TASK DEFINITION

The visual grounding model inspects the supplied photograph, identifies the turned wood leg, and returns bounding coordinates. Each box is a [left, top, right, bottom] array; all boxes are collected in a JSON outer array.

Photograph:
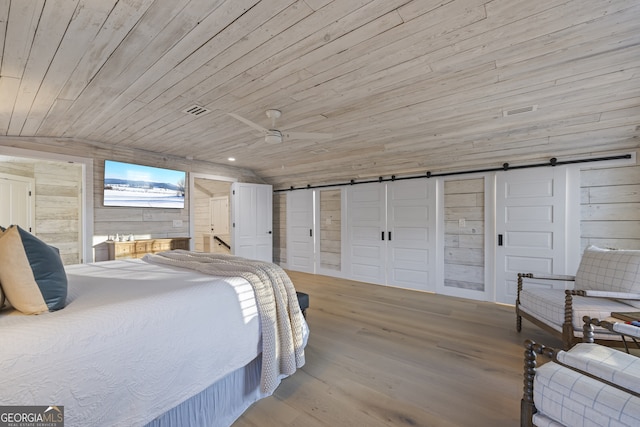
[[516, 273, 524, 332], [521, 340, 537, 427], [562, 290, 574, 350], [583, 316, 595, 343]]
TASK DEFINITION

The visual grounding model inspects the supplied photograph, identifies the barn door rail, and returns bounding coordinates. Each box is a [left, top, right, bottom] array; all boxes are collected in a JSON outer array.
[[274, 154, 632, 193]]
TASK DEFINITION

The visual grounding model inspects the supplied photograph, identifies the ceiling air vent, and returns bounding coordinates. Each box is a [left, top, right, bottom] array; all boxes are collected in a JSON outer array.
[[502, 104, 538, 117], [182, 105, 211, 116]]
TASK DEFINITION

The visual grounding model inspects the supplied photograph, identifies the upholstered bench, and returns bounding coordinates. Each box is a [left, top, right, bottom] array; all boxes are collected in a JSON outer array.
[[296, 292, 309, 317]]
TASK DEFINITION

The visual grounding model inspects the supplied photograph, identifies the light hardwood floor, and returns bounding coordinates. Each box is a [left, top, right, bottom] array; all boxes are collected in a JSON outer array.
[[233, 272, 563, 426]]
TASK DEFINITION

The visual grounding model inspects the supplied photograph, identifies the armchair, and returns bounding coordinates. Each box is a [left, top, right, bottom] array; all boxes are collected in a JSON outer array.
[[516, 246, 640, 349], [521, 317, 640, 427]]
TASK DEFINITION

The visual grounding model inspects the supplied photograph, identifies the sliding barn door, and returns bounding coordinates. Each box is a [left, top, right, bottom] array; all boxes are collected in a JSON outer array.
[[495, 166, 579, 304], [386, 180, 437, 292], [231, 182, 273, 262], [287, 189, 315, 273], [347, 183, 386, 285]]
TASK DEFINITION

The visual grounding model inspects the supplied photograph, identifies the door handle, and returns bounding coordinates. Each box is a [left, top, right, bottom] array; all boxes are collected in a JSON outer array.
[[388, 231, 391, 241], [498, 234, 503, 246], [381, 231, 385, 241], [309, 229, 312, 237]]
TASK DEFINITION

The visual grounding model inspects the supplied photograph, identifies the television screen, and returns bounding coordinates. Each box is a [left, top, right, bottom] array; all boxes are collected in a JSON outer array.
[[103, 160, 186, 208]]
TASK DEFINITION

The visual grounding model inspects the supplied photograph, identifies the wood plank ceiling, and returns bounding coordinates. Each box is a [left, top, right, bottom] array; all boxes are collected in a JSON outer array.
[[1, 0, 638, 189]]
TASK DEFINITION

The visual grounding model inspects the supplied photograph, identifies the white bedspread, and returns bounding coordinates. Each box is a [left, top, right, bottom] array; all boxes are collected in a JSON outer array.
[[0, 259, 302, 427]]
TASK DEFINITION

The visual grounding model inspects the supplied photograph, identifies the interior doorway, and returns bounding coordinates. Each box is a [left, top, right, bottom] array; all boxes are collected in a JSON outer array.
[[193, 177, 232, 253]]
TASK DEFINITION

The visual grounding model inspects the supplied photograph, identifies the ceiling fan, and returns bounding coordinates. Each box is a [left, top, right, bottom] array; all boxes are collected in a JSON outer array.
[[227, 109, 332, 144]]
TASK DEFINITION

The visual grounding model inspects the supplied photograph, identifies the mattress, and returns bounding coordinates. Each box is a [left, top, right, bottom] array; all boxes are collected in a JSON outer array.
[[0, 259, 270, 426]]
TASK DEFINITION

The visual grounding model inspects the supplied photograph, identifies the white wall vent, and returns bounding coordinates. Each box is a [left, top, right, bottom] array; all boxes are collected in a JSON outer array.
[[182, 105, 211, 116], [502, 104, 538, 117]]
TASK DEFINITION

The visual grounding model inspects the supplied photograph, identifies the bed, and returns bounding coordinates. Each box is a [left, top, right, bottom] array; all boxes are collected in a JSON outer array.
[[0, 248, 308, 427]]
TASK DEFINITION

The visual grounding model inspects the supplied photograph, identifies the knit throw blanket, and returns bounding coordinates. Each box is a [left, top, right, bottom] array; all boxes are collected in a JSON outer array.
[[142, 250, 306, 394]]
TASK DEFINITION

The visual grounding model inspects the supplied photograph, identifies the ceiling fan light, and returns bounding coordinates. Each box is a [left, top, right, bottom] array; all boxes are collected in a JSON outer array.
[[265, 129, 282, 144]]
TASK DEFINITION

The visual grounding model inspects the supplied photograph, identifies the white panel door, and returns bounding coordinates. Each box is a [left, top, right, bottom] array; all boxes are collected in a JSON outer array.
[[0, 174, 33, 231], [231, 182, 273, 262], [287, 189, 315, 273], [347, 183, 386, 284], [495, 166, 577, 304], [210, 196, 229, 235], [386, 180, 437, 292]]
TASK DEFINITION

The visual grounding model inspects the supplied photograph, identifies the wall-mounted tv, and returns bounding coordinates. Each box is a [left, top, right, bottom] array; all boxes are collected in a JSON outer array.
[[103, 160, 186, 208]]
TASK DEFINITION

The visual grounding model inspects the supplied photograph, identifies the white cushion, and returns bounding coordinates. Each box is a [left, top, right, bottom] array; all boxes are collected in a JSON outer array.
[[534, 362, 640, 427], [519, 288, 634, 334], [557, 343, 640, 394], [575, 246, 640, 293]]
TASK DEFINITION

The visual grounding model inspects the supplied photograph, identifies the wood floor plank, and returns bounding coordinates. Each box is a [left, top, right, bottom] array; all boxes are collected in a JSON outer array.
[[233, 271, 564, 426]]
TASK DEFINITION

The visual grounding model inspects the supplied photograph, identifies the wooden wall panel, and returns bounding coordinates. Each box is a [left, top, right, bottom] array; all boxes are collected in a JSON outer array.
[[443, 178, 485, 291], [580, 162, 640, 250], [319, 189, 341, 271], [273, 192, 287, 264]]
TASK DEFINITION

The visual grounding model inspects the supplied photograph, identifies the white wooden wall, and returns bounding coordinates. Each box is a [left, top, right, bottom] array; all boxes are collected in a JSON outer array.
[[443, 178, 485, 292], [319, 189, 341, 271], [0, 137, 263, 263], [273, 160, 640, 297], [581, 162, 640, 250], [273, 192, 287, 265], [0, 159, 82, 264]]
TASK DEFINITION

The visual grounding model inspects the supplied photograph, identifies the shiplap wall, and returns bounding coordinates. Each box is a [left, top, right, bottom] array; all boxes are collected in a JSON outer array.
[[319, 189, 341, 271], [0, 159, 82, 264], [273, 192, 286, 265], [581, 162, 640, 250], [444, 178, 485, 291], [271, 160, 640, 290], [0, 136, 263, 262]]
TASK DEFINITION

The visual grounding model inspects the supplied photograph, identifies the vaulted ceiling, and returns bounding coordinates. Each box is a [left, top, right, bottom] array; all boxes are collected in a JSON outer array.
[[1, 0, 638, 189]]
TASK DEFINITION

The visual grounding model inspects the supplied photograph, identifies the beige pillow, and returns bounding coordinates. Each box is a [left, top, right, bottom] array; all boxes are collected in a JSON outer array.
[[0, 225, 67, 314]]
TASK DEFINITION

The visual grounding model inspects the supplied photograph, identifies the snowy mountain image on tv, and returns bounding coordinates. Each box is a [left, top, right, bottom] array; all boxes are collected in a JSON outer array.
[[104, 160, 186, 208]]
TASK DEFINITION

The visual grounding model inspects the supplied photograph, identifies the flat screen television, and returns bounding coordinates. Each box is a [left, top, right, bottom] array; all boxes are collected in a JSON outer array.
[[103, 160, 186, 208]]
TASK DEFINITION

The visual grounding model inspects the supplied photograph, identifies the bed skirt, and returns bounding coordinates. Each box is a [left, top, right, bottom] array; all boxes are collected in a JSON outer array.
[[146, 354, 267, 427]]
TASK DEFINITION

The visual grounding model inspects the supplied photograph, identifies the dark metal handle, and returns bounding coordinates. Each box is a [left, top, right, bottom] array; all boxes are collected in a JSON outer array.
[[381, 231, 385, 241], [498, 234, 503, 246], [388, 231, 391, 241], [310, 229, 312, 237]]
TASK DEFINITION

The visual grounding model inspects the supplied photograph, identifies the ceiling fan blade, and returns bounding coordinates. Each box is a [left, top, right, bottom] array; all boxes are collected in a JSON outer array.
[[283, 131, 333, 140], [226, 112, 267, 133]]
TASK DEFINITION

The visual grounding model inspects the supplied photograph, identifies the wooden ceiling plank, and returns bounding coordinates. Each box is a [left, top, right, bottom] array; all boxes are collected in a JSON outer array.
[[38, 0, 158, 136], [430, 0, 638, 73], [1, 0, 44, 79], [22, 0, 119, 136], [8, 0, 80, 136], [70, 0, 255, 139], [0, 77, 21, 135], [0, 1, 9, 63], [89, 0, 296, 141], [228, 1, 486, 115], [58, 0, 212, 137], [231, 1, 410, 99], [187, 0, 379, 108], [101, 1, 316, 141], [133, 0, 299, 105]]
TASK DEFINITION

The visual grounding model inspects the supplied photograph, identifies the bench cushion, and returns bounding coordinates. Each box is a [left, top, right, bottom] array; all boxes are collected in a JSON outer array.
[[575, 246, 640, 293], [557, 343, 640, 394], [534, 361, 640, 427], [519, 288, 634, 334]]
